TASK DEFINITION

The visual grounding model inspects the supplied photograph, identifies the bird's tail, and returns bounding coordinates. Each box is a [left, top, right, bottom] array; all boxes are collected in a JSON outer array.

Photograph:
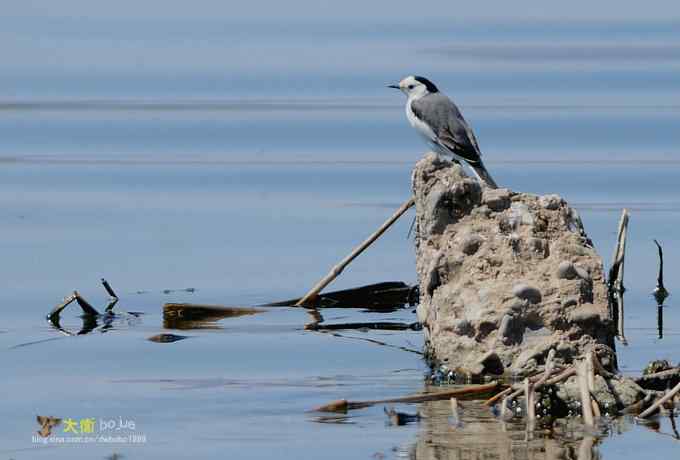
[[470, 161, 498, 189]]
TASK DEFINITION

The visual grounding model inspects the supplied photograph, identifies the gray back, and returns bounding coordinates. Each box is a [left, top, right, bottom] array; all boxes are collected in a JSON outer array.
[[411, 93, 482, 165]]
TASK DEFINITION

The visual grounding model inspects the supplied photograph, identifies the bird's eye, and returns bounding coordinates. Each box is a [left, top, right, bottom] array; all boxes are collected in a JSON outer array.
[[408, 85, 414, 89]]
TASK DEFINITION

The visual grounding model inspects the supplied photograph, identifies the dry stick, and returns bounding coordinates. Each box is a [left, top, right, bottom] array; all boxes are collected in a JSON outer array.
[[484, 369, 546, 407], [101, 278, 118, 300], [609, 209, 629, 344], [525, 378, 536, 424], [637, 367, 680, 383], [47, 293, 77, 320], [313, 381, 499, 413], [577, 360, 595, 426], [586, 352, 602, 417], [503, 362, 573, 404], [73, 291, 100, 316], [102, 278, 119, 312], [296, 197, 415, 307], [639, 381, 680, 419]]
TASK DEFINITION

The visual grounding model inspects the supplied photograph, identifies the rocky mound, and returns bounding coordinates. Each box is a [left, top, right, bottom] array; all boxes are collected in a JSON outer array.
[[413, 154, 616, 376]]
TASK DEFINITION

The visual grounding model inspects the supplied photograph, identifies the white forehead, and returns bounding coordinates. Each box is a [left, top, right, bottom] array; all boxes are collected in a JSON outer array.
[[399, 76, 420, 87]]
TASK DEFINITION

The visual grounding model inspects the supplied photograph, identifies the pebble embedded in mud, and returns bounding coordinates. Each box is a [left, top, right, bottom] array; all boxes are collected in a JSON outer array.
[[482, 188, 511, 212], [460, 234, 484, 255], [512, 283, 542, 304], [557, 261, 591, 280]]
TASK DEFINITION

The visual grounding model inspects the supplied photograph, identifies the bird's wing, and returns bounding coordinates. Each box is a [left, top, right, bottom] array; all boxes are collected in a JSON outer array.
[[411, 94, 482, 165]]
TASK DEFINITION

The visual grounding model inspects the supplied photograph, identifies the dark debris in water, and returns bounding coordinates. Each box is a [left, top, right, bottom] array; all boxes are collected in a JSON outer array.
[[265, 281, 418, 310], [147, 333, 190, 343], [384, 407, 421, 426]]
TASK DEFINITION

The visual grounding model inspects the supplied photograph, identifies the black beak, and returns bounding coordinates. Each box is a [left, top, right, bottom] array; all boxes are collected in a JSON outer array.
[[387, 84, 400, 89]]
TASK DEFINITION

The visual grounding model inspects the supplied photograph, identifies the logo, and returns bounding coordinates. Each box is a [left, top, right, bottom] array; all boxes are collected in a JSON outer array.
[[32, 415, 147, 444], [36, 416, 62, 438]]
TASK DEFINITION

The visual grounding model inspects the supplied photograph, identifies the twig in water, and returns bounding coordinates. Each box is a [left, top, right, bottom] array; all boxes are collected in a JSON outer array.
[[608, 209, 629, 345], [313, 381, 500, 413], [102, 278, 119, 312], [47, 293, 77, 322], [74, 291, 99, 316], [638, 381, 680, 419], [492, 353, 567, 407], [577, 360, 595, 426], [653, 240, 670, 305], [296, 197, 415, 307], [326, 332, 423, 355]]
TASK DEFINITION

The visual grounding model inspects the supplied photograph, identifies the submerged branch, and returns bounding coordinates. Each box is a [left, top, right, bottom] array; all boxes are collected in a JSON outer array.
[[313, 381, 500, 413], [325, 332, 423, 355], [305, 321, 421, 332]]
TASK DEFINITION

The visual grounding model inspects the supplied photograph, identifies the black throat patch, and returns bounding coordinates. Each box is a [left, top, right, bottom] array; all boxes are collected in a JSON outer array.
[[413, 76, 438, 93]]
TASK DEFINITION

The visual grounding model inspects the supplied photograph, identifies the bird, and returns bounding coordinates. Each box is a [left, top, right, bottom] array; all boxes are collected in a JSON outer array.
[[389, 75, 498, 189]]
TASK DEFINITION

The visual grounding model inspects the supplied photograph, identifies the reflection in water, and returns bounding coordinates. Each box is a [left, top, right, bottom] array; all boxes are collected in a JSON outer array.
[[413, 399, 614, 460], [163, 303, 265, 330], [47, 311, 143, 336]]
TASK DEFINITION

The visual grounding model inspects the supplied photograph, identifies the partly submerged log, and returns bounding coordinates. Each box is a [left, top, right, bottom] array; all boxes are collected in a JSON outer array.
[[412, 154, 616, 376], [163, 303, 265, 330], [267, 281, 416, 310]]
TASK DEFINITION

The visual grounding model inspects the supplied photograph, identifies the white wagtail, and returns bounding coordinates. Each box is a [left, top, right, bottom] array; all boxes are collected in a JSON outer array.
[[389, 75, 498, 189]]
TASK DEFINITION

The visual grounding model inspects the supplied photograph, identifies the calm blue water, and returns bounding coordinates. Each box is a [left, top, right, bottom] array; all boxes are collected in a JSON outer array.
[[1, 4, 679, 458]]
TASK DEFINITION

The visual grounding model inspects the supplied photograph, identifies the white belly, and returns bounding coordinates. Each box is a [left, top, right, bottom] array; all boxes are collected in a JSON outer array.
[[406, 99, 452, 158], [406, 99, 437, 144]]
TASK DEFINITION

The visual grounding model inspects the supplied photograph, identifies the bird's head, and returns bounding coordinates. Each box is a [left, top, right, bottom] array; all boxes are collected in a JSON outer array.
[[388, 75, 439, 98]]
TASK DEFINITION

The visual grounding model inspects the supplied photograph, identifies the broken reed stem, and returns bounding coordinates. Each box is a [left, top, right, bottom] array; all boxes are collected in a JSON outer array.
[[496, 359, 573, 406], [577, 360, 595, 426], [585, 351, 602, 417], [525, 378, 536, 423], [653, 239, 670, 305], [101, 278, 119, 312], [314, 381, 499, 413], [586, 352, 596, 394], [74, 291, 100, 316], [47, 293, 77, 321], [639, 381, 680, 419], [295, 197, 415, 307], [637, 367, 680, 383], [609, 209, 629, 344], [101, 278, 118, 300]]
